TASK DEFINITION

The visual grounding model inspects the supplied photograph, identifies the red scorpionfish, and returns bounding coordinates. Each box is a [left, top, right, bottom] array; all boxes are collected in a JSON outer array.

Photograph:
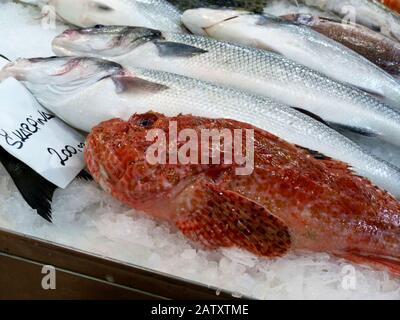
[[85, 113, 400, 275]]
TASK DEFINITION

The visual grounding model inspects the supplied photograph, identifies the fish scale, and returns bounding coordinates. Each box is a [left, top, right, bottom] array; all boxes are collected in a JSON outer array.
[[85, 113, 400, 274], [164, 32, 378, 98], [2, 56, 400, 199], [295, 0, 400, 41], [281, 13, 400, 77], [53, 26, 400, 148], [109, 66, 400, 199], [181, 8, 400, 103], [161, 32, 400, 141]]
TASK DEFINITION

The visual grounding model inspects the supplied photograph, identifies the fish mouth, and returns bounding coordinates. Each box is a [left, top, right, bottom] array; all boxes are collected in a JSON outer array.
[[0, 56, 123, 86], [52, 26, 163, 57], [52, 33, 119, 57], [0, 58, 35, 81], [52, 30, 94, 56], [53, 38, 90, 57]]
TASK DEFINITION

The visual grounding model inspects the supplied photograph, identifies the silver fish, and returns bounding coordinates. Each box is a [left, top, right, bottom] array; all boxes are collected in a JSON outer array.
[[1, 56, 400, 198], [280, 13, 400, 78], [263, 0, 340, 19], [18, 0, 184, 32], [293, 0, 400, 41], [52, 26, 400, 147], [181, 8, 400, 106]]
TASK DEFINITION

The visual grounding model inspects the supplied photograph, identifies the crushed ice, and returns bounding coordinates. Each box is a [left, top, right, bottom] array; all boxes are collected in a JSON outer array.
[[0, 0, 399, 299]]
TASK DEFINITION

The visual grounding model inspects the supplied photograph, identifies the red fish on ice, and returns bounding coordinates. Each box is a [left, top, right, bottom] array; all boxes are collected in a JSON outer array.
[[85, 113, 400, 275]]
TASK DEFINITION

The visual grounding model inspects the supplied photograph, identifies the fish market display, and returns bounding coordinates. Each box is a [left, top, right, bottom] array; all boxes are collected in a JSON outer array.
[[18, 0, 184, 32], [86, 112, 400, 275], [293, 0, 400, 41], [181, 8, 400, 103], [2, 56, 400, 199], [1, 0, 400, 300], [53, 26, 400, 147], [281, 13, 400, 77]]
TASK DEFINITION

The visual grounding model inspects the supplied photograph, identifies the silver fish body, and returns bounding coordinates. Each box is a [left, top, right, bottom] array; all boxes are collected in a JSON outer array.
[[53, 26, 400, 147], [280, 13, 400, 78], [294, 0, 400, 41], [19, 0, 184, 32], [181, 8, 400, 106], [1, 56, 400, 199], [263, 0, 340, 19]]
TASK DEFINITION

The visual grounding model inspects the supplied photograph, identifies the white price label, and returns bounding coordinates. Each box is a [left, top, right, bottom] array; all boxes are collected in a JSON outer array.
[[0, 76, 86, 188]]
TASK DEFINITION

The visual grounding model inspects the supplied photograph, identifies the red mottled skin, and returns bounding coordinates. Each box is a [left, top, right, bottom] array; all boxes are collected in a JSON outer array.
[[381, 0, 400, 13], [85, 113, 400, 274]]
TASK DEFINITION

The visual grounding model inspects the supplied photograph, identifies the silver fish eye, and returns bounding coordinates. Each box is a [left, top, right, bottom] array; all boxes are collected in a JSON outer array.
[[93, 2, 113, 12]]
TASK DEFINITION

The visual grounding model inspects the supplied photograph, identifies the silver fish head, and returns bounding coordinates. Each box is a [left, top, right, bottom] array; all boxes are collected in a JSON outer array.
[[182, 8, 249, 36], [53, 25, 162, 58], [45, 0, 127, 28], [44, 0, 183, 32], [0, 56, 123, 86]]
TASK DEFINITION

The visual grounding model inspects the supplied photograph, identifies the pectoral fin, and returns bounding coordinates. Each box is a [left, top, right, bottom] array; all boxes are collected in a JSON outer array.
[[111, 75, 169, 94], [175, 180, 291, 257], [155, 41, 208, 58], [292, 107, 378, 137], [328, 122, 379, 137]]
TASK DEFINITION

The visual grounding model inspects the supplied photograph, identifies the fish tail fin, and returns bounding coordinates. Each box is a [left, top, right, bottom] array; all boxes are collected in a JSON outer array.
[[0, 147, 56, 222]]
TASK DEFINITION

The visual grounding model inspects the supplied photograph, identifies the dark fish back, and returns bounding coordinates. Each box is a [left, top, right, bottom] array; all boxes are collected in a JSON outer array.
[[168, 0, 267, 12], [283, 14, 400, 77]]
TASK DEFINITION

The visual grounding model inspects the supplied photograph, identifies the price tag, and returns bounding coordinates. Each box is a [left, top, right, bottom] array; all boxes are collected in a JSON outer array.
[[0, 75, 86, 188]]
